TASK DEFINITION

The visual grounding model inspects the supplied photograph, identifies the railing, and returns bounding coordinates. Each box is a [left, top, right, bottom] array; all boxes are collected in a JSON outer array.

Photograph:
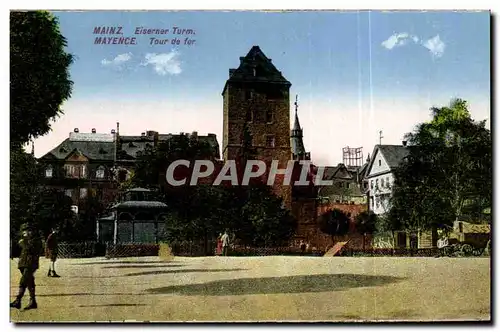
[[9, 241, 491, 259]]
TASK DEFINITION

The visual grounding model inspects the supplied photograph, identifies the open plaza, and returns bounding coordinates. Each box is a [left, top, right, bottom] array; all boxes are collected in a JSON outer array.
[[10, 255, 490, 322]]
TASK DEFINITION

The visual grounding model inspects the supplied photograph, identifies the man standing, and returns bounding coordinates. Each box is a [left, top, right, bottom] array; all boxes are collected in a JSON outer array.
[[46, 228, 60, 277], [10, 223, 43, 310], [436, 232, 450, 257], [221, 230, 230, 256]]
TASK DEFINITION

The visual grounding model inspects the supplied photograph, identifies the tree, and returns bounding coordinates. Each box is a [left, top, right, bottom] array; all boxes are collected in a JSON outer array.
[[10, 149, 42, 237], [33, 188, 75, 239], [10, 11, 73, 241], [10, 11, 73, 146], [354, 211, 378, 249], [132, 134, 297, 251], [319, 208, 350, 245], [240, 184, 297, 247], [132, 134, 215, 190], [388, 99, 491, 234]]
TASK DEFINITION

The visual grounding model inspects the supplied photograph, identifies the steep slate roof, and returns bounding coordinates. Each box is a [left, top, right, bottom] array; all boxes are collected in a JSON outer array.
[[378, 145, 410, 169], [223, 46, 291, 94], [40, 138, 115, 161], [322, 166, 338, 180], [365, 144, 409, 178]]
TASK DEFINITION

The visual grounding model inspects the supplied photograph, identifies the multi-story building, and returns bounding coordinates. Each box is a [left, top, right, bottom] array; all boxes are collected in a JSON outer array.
[[38, 128, 220, 214], [222, 46, 320, 244], [364, 144, 409, 215]]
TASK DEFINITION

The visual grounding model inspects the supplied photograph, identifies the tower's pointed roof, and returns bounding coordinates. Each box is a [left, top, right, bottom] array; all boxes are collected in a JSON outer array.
[[291, 95, 306, 158], [293, 107, 302, 131], [223, 46, 290, 94], [291, 95, 303, 136]]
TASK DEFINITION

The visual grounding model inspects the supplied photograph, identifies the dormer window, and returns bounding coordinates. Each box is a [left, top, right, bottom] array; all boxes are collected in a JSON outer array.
[[45, 165, 53, 178], [96, 166, 105, 179], [129, 142, 136, 148], [98, 147, 107, 154], [64, 164, 87, 179], [59, 147, 67, 153]]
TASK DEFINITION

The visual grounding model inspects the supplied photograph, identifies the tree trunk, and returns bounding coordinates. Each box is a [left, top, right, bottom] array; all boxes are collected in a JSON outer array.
[[362, 233, 366, 250]]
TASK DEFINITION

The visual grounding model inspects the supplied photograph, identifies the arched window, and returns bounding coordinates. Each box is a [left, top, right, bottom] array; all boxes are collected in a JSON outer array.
[[96, 166, 105, 179], [45, 165, 53, 178]]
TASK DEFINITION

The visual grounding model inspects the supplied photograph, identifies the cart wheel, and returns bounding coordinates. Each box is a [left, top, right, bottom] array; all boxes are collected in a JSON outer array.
[[461, 244, 473, 256], [472, 248, 483, 257]]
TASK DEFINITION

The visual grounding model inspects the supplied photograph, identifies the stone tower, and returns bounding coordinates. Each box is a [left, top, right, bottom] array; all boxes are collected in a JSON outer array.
[[222, 46, 292, 206]]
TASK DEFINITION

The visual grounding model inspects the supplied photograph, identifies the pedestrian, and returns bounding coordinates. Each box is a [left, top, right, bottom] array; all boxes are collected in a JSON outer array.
[[221, 230, 230, 256], [45, 228, 60, 277], [10, 223, 43, 310], [436, 232, 449, 257], [300, 240, 306, 254]]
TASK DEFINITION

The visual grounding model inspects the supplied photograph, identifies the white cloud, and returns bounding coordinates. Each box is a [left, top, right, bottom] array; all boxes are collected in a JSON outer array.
[[141, 51, 182, 76], [381, 33, 411, 50], [382, 32, 446, 58], [101, 52, 133, 68], [423, 35, 446, 58]]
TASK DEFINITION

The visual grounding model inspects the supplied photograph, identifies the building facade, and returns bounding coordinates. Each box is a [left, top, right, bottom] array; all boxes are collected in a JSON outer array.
[[38, 128, 220, 213], [364, 144, 409, 215]]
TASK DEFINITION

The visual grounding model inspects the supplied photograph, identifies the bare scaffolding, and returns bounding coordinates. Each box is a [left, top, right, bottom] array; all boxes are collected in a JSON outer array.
[[342, 146, 363, 167]]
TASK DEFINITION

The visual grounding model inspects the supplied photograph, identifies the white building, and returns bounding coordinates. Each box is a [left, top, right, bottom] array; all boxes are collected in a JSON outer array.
[[365, 144, 409, 215]]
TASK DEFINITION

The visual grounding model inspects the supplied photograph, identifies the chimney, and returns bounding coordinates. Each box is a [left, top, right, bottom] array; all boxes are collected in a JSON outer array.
[[111, 129, 116, 134], [91, 128, 96, 134], [239, 57, 245, 64], [229, 69, 235, 77], [74, 128, 79, 133], [402, 141, 407, 147], [191, 131, 198, 139], [141, 132, 146, 137]]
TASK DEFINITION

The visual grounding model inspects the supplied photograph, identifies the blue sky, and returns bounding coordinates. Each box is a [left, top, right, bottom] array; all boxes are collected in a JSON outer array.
[[34, 10, 490, 165]]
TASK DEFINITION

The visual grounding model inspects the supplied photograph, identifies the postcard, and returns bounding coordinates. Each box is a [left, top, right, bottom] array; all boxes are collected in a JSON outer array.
[[10, 10, 491, 322]]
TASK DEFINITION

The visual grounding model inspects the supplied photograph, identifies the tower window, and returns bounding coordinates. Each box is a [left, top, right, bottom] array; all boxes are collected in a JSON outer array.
[[246, 109, 253, 122], [245, 90, 253, 100], [265, 135, 275, 148], [265, 109, 274, 123]]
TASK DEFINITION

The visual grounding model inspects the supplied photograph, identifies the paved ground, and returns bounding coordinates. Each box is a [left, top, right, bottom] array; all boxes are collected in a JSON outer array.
[[10, 255, 490, 322]]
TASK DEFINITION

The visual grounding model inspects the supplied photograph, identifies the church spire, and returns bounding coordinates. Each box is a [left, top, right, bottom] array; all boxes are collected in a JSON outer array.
[[290, 94, 309, 160], [292, 95, 302, 133]]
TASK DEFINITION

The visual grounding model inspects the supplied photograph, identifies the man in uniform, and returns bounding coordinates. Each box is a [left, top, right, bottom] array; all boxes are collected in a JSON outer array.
[[10, 223, 43, 310], [46, 228, 60, 277]]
